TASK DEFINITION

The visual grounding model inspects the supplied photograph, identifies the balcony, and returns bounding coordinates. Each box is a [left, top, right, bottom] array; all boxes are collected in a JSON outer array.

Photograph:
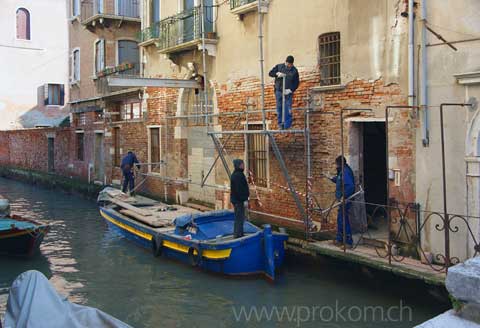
[[95, 63, 141, 96], [138, 6, 217, 55], [230, 0, 269, 15], [81, 0, 140, 30]]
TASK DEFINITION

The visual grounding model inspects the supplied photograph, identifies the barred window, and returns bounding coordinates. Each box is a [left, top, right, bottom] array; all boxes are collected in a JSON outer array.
[[247, 124, 268, 188], [319, 32, 341, 86]]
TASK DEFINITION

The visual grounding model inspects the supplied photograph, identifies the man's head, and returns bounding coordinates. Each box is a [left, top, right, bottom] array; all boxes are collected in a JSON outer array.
[[285, 55, 294, 68], [233, 159, 245, 172], [335, 156, 347, 170]]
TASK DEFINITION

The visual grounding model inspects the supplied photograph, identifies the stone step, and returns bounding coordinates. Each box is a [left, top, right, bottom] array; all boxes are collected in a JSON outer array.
[[361, 236, 388, 249]]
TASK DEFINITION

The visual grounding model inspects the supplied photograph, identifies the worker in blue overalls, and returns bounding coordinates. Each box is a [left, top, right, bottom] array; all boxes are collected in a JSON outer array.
[[330, 156, 355, 248], [120, 150, 140, 194]]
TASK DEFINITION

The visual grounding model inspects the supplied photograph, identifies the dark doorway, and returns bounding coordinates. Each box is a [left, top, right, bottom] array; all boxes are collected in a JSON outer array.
[[363, 122, 387, 216], [47, 137, 55, 173]]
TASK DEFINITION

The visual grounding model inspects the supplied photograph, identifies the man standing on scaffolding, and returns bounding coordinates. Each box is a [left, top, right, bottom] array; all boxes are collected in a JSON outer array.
[[269, 55, 300, 129], [330, 156, 355, 248], [121, 150, 140, 195]]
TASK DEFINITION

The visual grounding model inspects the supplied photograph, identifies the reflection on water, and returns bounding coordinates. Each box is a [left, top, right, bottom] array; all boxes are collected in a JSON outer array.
[[0, 178, 448, 327]]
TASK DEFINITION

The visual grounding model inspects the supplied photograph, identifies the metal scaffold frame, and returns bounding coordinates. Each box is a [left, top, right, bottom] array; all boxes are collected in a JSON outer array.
[[107, 0, 320, 238]]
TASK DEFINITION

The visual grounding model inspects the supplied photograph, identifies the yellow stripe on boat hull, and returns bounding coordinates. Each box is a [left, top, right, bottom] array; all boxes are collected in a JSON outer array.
[[100, 210, 232, 260]]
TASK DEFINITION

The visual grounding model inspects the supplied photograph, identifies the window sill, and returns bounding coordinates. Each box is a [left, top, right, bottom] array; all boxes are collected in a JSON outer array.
[[310, 84, 346, 93], [45, 105, 63, 109], [70, 80, 80, 87]]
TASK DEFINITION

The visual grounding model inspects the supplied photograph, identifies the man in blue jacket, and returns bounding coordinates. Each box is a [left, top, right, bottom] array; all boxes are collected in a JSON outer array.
[[230, 159, 250, 238], [269, 55, 300, 129], [330, 156, 355, 247], [120, 151, 140, 194]]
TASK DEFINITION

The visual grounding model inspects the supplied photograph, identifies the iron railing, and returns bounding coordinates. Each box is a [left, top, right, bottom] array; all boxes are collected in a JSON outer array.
[[316, 196, 480, 273], [138, 6, 215, 49], [81, 0, 140, 23], [230, 0, 257, 10]]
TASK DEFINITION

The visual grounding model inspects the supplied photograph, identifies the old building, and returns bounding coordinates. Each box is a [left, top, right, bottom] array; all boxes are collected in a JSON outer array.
[[103, 0, 413, 235], [0, 0, 70, 129], [0, 0, 478, 269], [68, 0, 142, 180]]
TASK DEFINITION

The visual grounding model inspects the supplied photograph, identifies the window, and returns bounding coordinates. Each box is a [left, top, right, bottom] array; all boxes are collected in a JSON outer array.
[[16, 8, 30, 40], [95, 40, 105, 74], [118, 40, 139, 75], [149, 127, 161, 173], [76, 133, 84, 161], [121, 101, 142, 120], [72, 49, 80, 82], [45, 84, 65, 106], [319, 32, 341, 86], [72, 0, 80, 16], [96, 0, 104, 14], [247, 124, 268, 187], [112, 127, 121, 167], [77, 113, 86, 125], [151, 0, 160, 25]]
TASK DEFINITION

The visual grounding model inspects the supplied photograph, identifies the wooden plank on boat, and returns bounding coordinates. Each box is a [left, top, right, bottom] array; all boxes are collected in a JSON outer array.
[[110, 198, 153, 216], [119, 210, 171, 228]]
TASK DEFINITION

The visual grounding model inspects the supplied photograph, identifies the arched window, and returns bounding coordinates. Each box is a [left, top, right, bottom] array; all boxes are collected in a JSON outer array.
[[16, 8, 31, 40]]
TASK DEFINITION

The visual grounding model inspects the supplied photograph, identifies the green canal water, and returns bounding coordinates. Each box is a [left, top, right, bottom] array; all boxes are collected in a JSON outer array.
[[0, 178, 448, 327]]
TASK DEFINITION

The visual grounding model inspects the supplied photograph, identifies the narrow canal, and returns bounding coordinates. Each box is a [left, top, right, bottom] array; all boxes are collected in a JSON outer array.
[[1, 178, 448, 327]]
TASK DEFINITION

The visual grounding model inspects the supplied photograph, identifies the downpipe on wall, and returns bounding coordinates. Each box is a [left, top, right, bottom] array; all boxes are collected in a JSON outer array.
[[420, 0, 430, 146]]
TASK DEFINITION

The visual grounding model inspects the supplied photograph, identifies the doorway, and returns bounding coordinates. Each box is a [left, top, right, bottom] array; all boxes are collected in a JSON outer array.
[[47, 137, 55, 173], [94, 133, 105, 183], [362, 122, 387, 216]]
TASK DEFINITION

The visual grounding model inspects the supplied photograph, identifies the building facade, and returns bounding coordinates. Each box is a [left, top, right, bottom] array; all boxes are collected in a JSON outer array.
[[0, 0, 70, 130], [68, 0, 142, 180], [0, 0, 478, 266]]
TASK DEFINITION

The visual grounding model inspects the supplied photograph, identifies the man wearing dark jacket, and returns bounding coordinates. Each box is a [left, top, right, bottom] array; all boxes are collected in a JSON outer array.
[[120, 151, 140, 194], [230, 159, 250, 238], [268, 55, 300, 129], [330, 156, 355, 247]]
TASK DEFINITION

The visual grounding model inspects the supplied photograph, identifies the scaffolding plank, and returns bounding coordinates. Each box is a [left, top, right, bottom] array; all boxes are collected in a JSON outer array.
[[107, 77, 201, 89]]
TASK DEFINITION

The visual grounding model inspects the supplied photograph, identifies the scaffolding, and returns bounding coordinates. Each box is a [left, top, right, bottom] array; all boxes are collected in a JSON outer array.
[[108, 0, 320, 239]]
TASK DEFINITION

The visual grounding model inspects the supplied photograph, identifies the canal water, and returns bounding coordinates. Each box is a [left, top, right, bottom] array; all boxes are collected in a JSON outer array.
[[0, 178, 448, 327]]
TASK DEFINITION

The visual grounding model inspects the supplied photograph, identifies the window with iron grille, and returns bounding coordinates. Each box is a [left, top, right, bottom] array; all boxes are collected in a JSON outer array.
[[319, 32, 341, 86], [112, 127, 120, 167], [76, 133, 84, 161], [247, 124, 268, 188]]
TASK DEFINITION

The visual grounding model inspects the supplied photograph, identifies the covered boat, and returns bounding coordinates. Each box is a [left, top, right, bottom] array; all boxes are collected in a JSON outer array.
[[98, 188, 289, 280], [0, 198, 49, 257], [3, 270, 131, 328]]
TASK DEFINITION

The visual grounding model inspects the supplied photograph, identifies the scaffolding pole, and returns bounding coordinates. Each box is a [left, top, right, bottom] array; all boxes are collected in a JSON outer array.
[[200, 0, 209, 125], [258, 0, 266, 130]]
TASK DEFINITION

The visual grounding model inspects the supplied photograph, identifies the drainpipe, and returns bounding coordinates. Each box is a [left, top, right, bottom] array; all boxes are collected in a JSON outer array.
[[420, 0, 429, 146], [408, 0, 415, 110]]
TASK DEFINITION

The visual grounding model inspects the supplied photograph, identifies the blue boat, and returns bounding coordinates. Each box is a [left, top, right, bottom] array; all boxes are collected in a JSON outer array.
[[98, 190, 289, 280]]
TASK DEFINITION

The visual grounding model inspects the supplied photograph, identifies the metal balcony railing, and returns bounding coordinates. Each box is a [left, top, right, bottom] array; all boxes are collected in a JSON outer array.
[[138, 6, 215, 50], [81, 0, 140, 24], [230, 0, 256, 10]]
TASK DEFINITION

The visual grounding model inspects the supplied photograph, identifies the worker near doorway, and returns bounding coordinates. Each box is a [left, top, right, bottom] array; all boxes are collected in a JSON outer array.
[[269, 55, 300, 130], [230, 159, 250, 238], [330, 156, 355, 247], [121, 150, 140, 194]]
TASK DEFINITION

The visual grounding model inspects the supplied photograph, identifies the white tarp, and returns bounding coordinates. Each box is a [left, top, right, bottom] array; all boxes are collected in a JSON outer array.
[[3, 270, 132, 328]]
